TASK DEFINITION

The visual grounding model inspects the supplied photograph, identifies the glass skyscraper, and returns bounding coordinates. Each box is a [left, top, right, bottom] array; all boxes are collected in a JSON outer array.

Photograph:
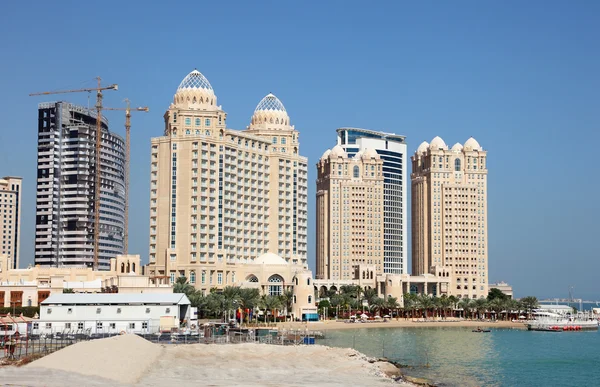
[[336, 128, 407, 274]]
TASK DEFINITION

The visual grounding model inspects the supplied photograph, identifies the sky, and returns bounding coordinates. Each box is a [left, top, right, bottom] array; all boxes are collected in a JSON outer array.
[[0, 1, 598, 300]]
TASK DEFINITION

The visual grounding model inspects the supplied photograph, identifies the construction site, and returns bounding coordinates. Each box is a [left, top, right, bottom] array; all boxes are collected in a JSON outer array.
[[30, 80, 148, 270]]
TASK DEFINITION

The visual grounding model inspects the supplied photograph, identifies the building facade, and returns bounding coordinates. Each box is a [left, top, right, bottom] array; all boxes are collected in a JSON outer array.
[[315, 145, 384, 280], [0, 177, 22, 269], [336, 128, 407, 274], [0, 254, 170, 308], [145, 69, 308, 285], [35, 102, 126, 269], [411, 136, 488, 299]]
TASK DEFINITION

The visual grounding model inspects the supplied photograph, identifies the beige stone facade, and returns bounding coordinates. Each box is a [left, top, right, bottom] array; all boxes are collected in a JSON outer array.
[[0, 177, 22, 269], [0, 254, 169, 307], [315, 146, 385, 280], [411, 137, 488, 299], [144, 69, 308, 288]]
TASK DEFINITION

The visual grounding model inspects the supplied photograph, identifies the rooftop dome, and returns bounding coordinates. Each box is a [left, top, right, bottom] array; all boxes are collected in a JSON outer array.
[[255, 93, 286, 112], [416, 141, 429, 154], [253, 252, 288, 265], [177, 69, 213, 91], [451, 143, 463, 152], [321, 149, 331, 160], [430, 136, 448, 150], [362, 148, 379, 159], [172, 69, 218, 110], [353, 150, 364, 160], [464, 137, 482, 151], [248, 93, 292, 131], [330, 145, 348, 158]]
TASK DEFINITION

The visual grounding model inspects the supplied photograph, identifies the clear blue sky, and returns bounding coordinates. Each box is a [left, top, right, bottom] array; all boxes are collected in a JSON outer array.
[[1, 1, 598, 300]]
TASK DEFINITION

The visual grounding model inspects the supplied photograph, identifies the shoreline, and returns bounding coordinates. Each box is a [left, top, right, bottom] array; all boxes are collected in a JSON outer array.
[[278, 319, 526, 331]]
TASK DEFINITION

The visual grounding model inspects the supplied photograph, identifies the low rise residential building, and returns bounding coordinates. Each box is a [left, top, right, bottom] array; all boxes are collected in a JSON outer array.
[[488, 281, 513, 299]]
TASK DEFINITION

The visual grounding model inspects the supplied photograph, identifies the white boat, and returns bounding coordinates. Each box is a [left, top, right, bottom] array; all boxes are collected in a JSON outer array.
[[527, 312, 599, 332]]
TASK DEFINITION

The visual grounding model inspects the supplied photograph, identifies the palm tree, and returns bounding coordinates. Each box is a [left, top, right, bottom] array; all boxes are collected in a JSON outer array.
[[205, 292, 225, 318], [415, 294, 432, 319], [173, 277, 195, 297], [385, 297, 400, 317], [279, 288, 294, 318], [238, 288, 260, 324], [439, 295, 451, 319], [459, 298, 473, 319], [473, 298, 488, 319], [488, 298, 504, 320], [363, 288, 378, 308], [520, 296, 539, 319], [222, 286, 241, 321], [403, 293, 417, 319], [260, 295, 283, 323], [448, 296, 459, 318], [369, 297, 385, 316]]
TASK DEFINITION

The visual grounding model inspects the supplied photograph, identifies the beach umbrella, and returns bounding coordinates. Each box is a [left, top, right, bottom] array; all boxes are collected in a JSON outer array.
[[374, 315, 382, 319], [518, 315, 526, 319], [383, 315, 391, 318], [360, 313, 368, 319]]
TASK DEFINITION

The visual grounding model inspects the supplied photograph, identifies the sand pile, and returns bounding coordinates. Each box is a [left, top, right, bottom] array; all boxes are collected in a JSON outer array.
[[27, 334, 163, 384]]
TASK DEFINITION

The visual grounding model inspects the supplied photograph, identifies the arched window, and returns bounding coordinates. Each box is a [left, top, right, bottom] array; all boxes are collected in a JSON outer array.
[[308, 295, 312, 304], [190, 271, 196, 284], [268, 274, 283, 296], [455, 158, 461, 171], [185, 129, 190, 135], [362, 271, 365, 279], [293, 295, 297, 304], [195, 118, 201, 126], [247, 275, 259, 283], [353, 166, 360, 178], [126, 262, 130, 273], [307, 278, 310, 286], [370, 272, 374, 279], [120, 263, 125, 273], [132, 263, 136, 273], [205, 130, 210, 136]]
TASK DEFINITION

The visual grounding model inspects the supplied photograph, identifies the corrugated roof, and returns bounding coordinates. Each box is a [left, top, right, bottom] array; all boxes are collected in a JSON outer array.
[[41, 293, 190, 305]]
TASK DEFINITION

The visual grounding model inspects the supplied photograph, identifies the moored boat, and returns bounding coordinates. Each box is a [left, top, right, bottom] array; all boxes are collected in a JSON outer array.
[[527, 312, 598, 332]]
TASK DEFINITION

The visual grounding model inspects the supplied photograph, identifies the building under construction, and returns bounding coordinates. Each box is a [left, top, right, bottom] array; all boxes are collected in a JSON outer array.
[[34, 102, 126, 269]]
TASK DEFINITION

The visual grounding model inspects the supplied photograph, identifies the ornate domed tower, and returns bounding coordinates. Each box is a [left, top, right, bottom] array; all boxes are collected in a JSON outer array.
[[164, 69, 227, 138], [245, 93, 308, 265]]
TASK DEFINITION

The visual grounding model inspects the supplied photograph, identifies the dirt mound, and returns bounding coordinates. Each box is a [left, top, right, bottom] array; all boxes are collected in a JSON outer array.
[[27, 334, 162, 384]]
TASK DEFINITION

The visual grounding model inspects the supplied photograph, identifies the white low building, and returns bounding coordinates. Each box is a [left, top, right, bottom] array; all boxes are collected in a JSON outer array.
[[36, 293, 191, 335]]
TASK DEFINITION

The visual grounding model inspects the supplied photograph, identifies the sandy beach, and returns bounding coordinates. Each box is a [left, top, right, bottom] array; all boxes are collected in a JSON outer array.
[[0, 335, 412, 386], [279, 319, 526, 331]]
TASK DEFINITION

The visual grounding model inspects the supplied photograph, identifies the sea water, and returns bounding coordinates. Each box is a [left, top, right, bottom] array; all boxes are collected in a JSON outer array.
[[317, 327, 600, 386]]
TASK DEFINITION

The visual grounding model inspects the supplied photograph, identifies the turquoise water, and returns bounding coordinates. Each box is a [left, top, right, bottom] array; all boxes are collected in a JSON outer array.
[[317, 327, 600, 386]]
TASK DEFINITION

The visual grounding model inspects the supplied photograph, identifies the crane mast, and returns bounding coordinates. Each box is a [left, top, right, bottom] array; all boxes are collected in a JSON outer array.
[[104, 100, 149, 254]]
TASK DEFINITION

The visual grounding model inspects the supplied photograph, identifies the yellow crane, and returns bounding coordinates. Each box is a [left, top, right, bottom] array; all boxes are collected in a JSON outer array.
[[30, 77, 118, 270], [104, 99, 149, 254]]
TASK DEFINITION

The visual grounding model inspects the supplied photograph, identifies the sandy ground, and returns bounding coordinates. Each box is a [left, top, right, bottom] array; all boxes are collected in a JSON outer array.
[[0, 335, 410, 386], [279, 319, 527, 331]]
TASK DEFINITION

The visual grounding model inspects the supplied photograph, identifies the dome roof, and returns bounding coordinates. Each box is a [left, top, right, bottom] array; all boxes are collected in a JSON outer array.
[[362, 148, 379, 159], [253, 252, 288, 265], [464, 137, 482, 151], [172, 69, 217, 110], [451, 143, 463, 152], [416, 141, 429, 154], [430, 136, 447, 150], [177, 69, 213, 91], [255, 93, 286, 112], [330, 145, 348, 158], [248, 93, 292, 131], [321, 149, 331, 160]]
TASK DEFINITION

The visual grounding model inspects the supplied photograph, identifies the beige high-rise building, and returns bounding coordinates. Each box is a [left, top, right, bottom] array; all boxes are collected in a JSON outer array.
[[0, 176, 22, 269], [411, 137, 488, 299], [316, 146, 385, 280], [145, 69, 308, 287]]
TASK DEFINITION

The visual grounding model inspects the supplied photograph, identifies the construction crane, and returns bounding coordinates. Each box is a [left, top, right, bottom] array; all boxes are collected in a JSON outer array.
[[30, 77, 118, 270], [104, 99, 149, 254]]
